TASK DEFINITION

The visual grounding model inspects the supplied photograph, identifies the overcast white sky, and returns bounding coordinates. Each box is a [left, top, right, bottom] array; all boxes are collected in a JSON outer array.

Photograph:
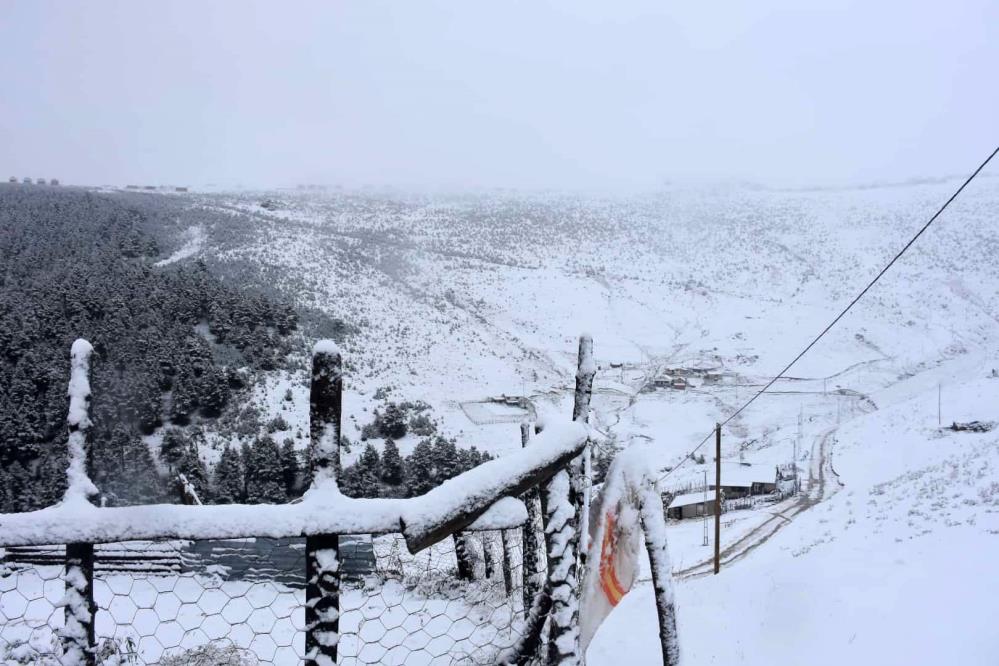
[[1, 1, 996, 190]]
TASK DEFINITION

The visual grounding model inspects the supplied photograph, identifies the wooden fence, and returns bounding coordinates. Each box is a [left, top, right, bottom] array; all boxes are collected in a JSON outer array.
[[0, 336, 620, 665]]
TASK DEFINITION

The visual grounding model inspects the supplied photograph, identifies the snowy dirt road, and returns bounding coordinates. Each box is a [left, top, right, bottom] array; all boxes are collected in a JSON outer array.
[[674, 420, 846, 579]]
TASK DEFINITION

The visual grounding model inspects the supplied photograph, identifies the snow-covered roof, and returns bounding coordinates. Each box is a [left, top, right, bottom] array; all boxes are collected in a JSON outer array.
[[717, 462, 775, 487], [668, 492, 714, 509]]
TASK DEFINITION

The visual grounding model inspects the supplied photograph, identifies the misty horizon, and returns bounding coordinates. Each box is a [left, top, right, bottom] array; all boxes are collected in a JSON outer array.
[[2, 0, 997, 191]]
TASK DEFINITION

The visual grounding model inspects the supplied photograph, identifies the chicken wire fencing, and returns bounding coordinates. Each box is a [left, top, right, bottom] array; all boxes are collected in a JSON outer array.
[[0, 530, 532, 665]]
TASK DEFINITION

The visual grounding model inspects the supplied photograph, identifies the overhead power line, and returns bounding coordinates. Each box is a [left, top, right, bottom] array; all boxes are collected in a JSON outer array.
[[658, 145, 999, 483]]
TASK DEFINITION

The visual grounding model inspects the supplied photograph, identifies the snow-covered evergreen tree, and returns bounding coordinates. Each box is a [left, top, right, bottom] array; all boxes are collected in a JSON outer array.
[[379, 402, 408, 439], [213, 444, 244, 504], [245, 435, 286, 503], [359, 443, 381, 478], [34, 450, 67, 508], [341, 443, 382, 498], [5, 461, 31, 512], [159, 428, 189, 474], [381, 439, 404, 485], [177, 442, 210, 503], [432, 436, 460, 481], [280, 438, 300, 496], [405, 439, 436, 497], [239, 440, 253, 498], [120, 437, 162, 505]]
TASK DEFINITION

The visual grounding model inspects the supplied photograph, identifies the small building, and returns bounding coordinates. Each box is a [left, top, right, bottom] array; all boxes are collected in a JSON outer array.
[[670, 377, 688, 390], [711, 462, 777, 498], [7, 176, 16, 183], [667, 492, 717, 520], [23, 177, 32, 184], [175, 186, 188, 193], [126, 185, 140, 190], [36, 178, 46, 185], [50, 178, 60, 186]]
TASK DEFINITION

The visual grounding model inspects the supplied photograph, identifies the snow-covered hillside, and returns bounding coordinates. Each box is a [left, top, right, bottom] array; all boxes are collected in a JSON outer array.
[[593, 356, 999, 664], [146, 175, 999, 663]]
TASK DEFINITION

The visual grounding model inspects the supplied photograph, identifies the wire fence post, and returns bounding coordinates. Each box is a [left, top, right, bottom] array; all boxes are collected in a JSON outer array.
[[306, 341, 342, 665]]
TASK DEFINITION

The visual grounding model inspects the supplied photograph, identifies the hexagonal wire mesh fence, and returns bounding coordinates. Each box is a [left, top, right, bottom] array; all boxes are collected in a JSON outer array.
[[340, 530, 526, 665], [1, 529, 534, 665]]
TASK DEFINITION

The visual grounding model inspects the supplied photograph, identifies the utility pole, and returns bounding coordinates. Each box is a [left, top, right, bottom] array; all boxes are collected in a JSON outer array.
[[714, 423, 721, 575], [796, 405, 802, 495], [702, 470, 709, 547]]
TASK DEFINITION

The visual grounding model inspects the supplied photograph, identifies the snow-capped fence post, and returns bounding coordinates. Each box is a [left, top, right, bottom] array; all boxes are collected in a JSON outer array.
[[306, 340, 342, 665], [61, 339, 98, 666], [542, 334, 594, 665], [309, 340, 343, 488], [572, 334, 595, 574], [640, 482, 681, 666], [521, 420, 544, 612]]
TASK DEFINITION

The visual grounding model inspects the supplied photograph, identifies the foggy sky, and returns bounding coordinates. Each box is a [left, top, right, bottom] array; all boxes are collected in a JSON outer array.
[[2, 1, 996, 190]]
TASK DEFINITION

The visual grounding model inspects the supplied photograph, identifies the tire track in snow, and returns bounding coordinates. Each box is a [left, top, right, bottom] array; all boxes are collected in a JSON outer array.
[[673, 423, 845, 579]]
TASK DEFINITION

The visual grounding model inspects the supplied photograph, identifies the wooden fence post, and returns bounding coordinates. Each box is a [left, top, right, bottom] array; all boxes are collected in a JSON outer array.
[[309, 340, 342, 487], [500, 529, 514, 596], [640, 484, 681, 666], [64, 543, 97, 666], [61, 339, 97, 665], [306, 341, 342, 665], [543, 334, 595, 665], [572, 335, 595, 571], [521, 421, 543, 612], [305, 533, 340, 666], [483, 532, 495, 579]]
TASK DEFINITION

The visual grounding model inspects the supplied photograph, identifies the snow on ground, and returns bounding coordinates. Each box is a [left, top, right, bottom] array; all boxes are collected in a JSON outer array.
[[153, 225, 205, 267], [48, 176, 999, 663], [204, 179, 999, 664], [590, 359, 999, 665]]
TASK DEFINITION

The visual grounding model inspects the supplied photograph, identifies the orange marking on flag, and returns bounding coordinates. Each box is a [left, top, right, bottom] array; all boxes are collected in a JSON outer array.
[[599, 511, 628, 606]]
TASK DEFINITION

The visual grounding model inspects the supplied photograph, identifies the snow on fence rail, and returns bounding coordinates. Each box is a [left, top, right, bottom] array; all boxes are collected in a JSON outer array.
[[0, 337, 604, 666]]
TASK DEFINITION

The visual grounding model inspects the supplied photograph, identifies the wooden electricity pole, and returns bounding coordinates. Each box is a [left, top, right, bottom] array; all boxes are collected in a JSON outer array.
[[714, 423, 721, 575]]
